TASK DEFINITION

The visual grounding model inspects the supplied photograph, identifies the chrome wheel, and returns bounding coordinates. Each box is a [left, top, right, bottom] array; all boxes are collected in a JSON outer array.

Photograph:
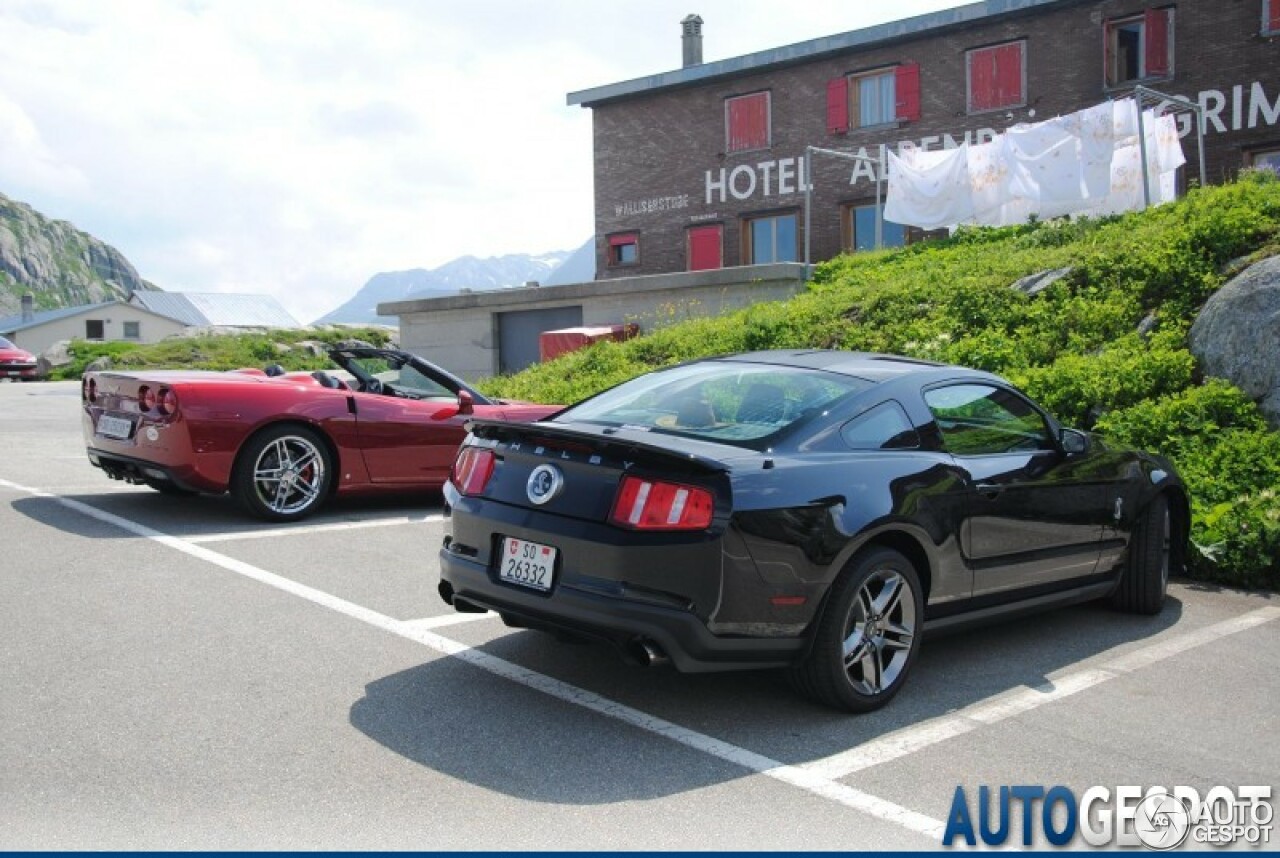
[[842, 568, 917, 696], [251, 434, 326, 516]]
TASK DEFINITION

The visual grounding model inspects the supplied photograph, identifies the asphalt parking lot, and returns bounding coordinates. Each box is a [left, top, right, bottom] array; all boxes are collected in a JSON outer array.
[[2, 379, 1277, 850]]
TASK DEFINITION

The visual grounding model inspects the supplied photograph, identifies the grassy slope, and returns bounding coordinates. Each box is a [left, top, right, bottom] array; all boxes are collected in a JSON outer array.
[[479, 172, 1280, 588]]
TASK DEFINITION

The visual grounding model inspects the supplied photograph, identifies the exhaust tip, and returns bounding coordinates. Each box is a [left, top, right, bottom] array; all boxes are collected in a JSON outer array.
[[628, 638, 670, 668]]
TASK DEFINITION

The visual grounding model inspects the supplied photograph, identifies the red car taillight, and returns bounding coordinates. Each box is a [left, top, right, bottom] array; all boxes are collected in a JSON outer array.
[[451, 447, 496, 496], [139, 386, 157, 412], [609, 475, 714, 531], [157, 388, 178, 417]]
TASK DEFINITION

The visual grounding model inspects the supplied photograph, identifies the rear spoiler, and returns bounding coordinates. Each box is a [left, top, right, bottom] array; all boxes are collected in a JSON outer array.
[[466, 418, 730, 475]]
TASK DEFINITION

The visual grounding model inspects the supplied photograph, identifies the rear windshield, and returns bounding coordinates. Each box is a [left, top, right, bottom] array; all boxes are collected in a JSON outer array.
[[556, 361, 872, 447]]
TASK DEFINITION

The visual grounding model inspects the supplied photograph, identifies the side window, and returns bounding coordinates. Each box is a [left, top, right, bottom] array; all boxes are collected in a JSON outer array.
[[1246, 147, 1280, 175], [744, 212, 797, 263], [607, 233, 638, 267], [841, 401, 920, 450], [398, 363, 454, 397], [1105, 9, 1172, 86], [924, 383, 1053, 456]]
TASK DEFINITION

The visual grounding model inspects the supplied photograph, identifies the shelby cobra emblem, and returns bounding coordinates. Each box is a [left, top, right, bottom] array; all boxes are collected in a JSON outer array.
[[526, 464, 564, 505]]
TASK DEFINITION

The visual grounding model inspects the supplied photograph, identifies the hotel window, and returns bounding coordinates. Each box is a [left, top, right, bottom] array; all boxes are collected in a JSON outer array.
[[1105, 9, 1172, 87], [743, 213, 797, 264], [827, 64, 920, 134], [844, 203, 908, 252], [85, 319, 104, 340], [607, 233, 638, 267], [841, 203, 945, 253], [1248, 147, 1280, 175], [123, 321, 140, 340], [966, 40, 1025, 113], [726, 91, 771, 153], [1267, 0, 1280, 34]]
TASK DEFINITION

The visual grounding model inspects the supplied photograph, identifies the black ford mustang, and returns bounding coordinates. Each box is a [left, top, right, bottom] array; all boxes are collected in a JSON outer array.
[[438, 351, 1187, 712]]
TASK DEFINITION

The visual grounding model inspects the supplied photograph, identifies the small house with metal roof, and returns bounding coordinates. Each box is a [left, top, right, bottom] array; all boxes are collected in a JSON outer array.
[[0, 300, 188, 357]]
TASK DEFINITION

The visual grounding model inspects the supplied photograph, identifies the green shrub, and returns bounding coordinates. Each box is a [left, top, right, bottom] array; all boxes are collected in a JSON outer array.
[[1190, 490, 1280, 588], [50, 326, 393, 380]]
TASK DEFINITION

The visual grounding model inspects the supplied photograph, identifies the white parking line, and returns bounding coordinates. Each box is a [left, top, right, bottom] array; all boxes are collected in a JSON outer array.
[[185, 514, 444, 543], [399, 612, 497, 630], [1, 477, 947, 843], [802, 605, 1280, 780]]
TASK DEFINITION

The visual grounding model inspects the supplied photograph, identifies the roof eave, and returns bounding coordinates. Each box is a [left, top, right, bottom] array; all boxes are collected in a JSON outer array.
[[567, 0, 1073, 108]]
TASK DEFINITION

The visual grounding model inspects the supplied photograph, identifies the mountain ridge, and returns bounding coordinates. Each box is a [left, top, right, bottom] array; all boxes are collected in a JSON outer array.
[[314, 238, 595, 325], [0, 192, 157, 317]]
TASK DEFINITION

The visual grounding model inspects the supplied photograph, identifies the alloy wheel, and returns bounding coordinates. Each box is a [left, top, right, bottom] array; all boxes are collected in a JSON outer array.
[[842, 568, 917, 696]]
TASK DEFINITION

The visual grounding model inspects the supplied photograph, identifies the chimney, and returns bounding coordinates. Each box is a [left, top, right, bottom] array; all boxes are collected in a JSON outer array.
[[681, 14, 703, 68], [21, 294, 34, 324]]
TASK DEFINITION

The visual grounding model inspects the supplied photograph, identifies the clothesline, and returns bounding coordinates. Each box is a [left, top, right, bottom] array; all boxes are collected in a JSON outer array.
[[883, 97, 1186, 230]]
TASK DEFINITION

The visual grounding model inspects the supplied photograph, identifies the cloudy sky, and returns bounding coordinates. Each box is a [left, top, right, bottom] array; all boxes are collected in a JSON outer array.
[[0, 0, 962, 323]]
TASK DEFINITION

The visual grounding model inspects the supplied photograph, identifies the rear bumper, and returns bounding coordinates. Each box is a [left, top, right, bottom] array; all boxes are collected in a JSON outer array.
[[0, 363, 38, 379], [439, 546, 805, 673], [85, 448, 209, 493]]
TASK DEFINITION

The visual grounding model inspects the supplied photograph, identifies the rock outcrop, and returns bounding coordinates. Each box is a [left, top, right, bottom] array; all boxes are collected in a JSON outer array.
[[1189, 256, 1280, 428], [0, 192, 155, 317]]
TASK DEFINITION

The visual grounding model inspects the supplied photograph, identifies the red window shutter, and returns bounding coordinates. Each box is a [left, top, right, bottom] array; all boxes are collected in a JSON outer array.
[[826, 78, 849, 134], [1270, 0, 1280, 32], [727, 93, 769, 152], [1145, 8, 1170, 76], [996, 43, 1024, 106], [688, 225, 723, 271], [608, 233, 636, 247], [895, 62, 921, 122], [969, 48, 997, 111]]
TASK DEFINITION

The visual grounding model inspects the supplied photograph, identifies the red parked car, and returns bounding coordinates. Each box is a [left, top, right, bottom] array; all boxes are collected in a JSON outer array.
[[82, 347, 560, 521], [0, 336, 40, 381]]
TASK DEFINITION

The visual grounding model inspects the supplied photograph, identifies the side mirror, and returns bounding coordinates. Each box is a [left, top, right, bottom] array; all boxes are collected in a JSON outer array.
[[457, 390, 474, 416], [1060, 428, 1089, 455]]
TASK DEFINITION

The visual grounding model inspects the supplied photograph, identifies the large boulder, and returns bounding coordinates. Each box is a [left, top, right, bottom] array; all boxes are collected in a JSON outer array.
[[36, 340, 73, 376], [1011, 266, 1074, 297], [1189, 256, 1280, 428]]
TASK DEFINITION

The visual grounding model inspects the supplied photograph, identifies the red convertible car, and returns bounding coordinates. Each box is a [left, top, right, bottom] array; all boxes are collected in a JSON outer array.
[[0, 336, 40, 381], [82, 347, 560, 521]]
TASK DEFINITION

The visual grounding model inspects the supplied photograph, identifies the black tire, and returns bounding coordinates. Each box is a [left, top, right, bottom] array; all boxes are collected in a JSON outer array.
[[231, 424, 333, 522], [789, 547, 924, 713], [143, 479, 196, 497], [1110, 494, 1171, 615]]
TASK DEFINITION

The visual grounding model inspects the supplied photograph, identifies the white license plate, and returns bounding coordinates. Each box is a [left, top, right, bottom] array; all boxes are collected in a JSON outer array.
[[97, 415, 135, 440], [498, 537, 557, 592]]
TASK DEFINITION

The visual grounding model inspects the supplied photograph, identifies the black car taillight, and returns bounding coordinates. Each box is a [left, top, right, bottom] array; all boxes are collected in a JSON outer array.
[[609, 475, 714, 531], [451, 447, 496, 496]]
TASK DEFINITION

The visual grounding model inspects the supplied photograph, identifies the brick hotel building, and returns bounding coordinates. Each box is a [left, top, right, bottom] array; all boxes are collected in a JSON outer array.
[[568, 0, 1280, 278]]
